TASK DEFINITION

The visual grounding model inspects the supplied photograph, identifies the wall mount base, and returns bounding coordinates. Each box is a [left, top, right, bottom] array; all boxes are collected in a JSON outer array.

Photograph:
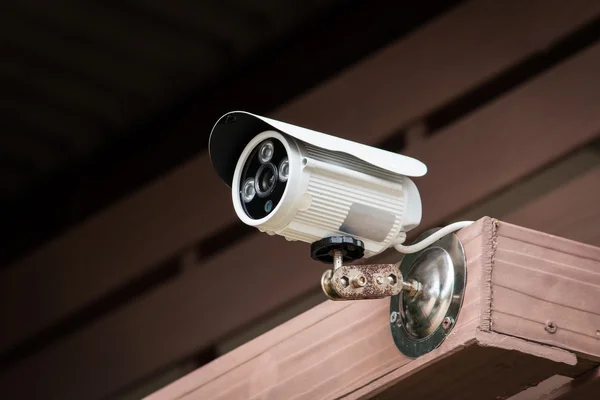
[[390, 229, 467, 358]]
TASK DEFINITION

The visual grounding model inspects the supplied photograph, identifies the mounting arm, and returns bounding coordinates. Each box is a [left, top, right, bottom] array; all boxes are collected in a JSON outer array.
[[320, 250, 422, 301]]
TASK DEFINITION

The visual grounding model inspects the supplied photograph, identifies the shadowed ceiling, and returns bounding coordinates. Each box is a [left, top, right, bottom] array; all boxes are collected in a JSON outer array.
[[0, 0, 457, 265]]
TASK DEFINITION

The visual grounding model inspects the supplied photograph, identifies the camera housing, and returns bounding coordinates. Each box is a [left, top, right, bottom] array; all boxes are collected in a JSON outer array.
[[209, 111, 427, 258]]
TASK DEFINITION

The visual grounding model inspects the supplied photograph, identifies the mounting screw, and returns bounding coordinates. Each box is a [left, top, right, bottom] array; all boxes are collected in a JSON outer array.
[[442, 317, 454, 330], [339, 276, 349, 287], [376, 276, 384, 285], [401, 279, 422, 297], [333, 249, 343, 270], [545, 321, 557, 334], [390, 311, 400, 325], [351, 274, 367, 288]]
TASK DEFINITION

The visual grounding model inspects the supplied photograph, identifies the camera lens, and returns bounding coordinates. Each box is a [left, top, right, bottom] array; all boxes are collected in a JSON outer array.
[[239, 138, 288, 220], [241, 178, 255, 203], [258, 140, 274, 163], [278, 158, 289, 182], [255, 162, 277, 197]]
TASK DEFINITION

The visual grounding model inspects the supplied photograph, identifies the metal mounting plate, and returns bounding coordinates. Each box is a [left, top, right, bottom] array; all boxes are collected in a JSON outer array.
[[390, 229, 466, 358]]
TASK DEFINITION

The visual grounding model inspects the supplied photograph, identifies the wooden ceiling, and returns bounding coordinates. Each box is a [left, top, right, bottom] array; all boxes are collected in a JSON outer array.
[[1, 1, 600, 399], [0, 0, 343, 197]]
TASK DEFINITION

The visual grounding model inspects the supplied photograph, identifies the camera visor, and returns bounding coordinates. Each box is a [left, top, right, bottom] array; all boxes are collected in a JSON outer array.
[[240, 138, 288, 219]]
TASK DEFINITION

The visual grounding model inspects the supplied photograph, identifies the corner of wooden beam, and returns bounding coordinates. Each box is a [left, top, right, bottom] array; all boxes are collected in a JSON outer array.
[[459, 216, 600, 367], [483, 219, 600, 362], [475, 330, 577, 366]]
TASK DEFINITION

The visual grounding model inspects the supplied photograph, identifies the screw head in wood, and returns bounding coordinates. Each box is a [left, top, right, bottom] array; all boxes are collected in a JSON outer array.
[[545, 321, 557, 333]]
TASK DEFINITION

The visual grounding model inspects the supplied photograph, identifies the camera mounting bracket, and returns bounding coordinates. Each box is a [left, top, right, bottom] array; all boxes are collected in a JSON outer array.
[[313, 235, 422, 301], [314, 230, 467, 358]]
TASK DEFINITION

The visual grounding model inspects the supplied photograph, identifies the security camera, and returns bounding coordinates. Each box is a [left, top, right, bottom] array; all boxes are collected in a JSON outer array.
[[209, 111, 428, 259], [209, 111, 475, 303], [209, 115, 476, 354]]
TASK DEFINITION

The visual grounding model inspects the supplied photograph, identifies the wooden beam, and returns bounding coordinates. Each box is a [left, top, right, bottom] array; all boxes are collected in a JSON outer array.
[[145, 218, 600, 400], [450, 145, 600, 225], [509, 376, 573, 400], [504, 166, 600, 246], [2, 0, 600, 360], [541, 367, 600, 400], [514, 367, 600, 400]]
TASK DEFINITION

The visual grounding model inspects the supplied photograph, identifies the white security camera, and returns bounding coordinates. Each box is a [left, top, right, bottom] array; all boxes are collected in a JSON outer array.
[[209, 111, 429, 259]]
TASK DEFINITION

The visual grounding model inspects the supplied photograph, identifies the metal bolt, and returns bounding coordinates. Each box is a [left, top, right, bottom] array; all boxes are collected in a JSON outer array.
[[351, 274, 367, 288], [545, 321, 557, 334], [401, 279, 422, 297], [333, 250, 343, 270], [442, 317, 454, 330], [388, 274, 398, 285], [376, 276, 384, 285], [339, 276, 349, 288], [390, 311, 399, 324]]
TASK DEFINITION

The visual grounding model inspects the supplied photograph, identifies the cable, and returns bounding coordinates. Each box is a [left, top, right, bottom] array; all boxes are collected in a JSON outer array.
[[393, 221, 474, 254]]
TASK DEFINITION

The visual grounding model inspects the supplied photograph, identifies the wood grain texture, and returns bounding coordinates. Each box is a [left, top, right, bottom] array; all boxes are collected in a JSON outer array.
[[541, 367, 600, 400], [146, 218, 600, 400], [3, 0, 600, 358], [491, 222, 600, 360], [505, 166, 600, 247], [407, 41, 600, 232], [366, 344, 573, 400]]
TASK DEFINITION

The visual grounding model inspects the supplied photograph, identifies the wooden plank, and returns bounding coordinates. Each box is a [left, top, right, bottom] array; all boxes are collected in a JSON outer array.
[[514, 367, 600, 400], [275, 0, 600, 144], [541, 367, 600, 400], [504, 166, 600, 247], [508, 376, 573, 400], [452, 146, 600, 225], [3, 0, 600, 356], [404, 51, 600, 230], [145, 218, 600, 400], [353, 336, 581, 400]]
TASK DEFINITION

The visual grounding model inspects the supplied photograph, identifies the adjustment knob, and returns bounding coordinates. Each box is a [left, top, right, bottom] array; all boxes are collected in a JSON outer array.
[[310, 236, 365, 264]]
